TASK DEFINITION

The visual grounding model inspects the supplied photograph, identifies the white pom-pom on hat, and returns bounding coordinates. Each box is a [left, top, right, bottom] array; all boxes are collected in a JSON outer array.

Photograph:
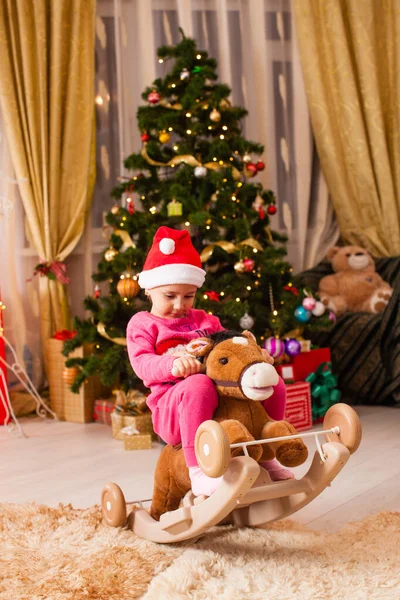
[[159, 238, 175, 255]]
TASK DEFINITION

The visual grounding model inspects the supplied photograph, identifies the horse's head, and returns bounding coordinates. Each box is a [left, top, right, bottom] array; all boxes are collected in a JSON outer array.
[[186, 330, 279, 401]]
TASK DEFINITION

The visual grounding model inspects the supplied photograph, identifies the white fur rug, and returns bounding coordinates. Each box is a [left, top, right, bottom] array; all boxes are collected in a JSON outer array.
[[1, 504, 399, 599], [144, 512, 400, 600]]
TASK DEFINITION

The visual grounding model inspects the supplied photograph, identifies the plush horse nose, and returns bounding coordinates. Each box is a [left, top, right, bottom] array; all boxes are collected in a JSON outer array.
[[241, 362, 279, 401]]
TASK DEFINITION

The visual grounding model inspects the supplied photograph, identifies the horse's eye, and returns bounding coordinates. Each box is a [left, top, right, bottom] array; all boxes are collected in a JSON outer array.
[[219, 357, 228, 365]]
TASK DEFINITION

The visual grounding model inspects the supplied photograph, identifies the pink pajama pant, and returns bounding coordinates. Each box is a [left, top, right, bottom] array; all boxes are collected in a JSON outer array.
[[152, 374, 287, 467]]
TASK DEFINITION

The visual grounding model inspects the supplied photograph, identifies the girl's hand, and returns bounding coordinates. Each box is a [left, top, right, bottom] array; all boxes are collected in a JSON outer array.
[[172, 356, 203, 378], [261, 348, 274, 365]]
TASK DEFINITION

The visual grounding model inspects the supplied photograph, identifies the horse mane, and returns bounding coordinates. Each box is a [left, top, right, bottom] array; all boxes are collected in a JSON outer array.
[[208, 330, 244, 346]]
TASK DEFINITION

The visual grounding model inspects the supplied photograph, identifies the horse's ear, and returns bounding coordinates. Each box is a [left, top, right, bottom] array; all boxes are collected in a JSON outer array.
[[241, 330, 257, 342], [186, 337, 215, 357]]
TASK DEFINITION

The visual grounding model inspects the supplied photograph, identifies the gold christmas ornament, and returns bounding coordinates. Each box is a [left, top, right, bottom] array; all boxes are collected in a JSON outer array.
[[209, 108, 221, 122], [62, 366, 79, 385], [111, 205, 120, 214], [159, 130, 170, 144], [234, 260, 246, 273], [104, 247, 118, 262], [117, 275, 140, 299], [219, 98, 231, 110]]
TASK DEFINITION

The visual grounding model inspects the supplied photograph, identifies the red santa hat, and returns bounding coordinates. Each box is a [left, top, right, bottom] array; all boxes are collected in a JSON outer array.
[[138, 226, 206, 290]]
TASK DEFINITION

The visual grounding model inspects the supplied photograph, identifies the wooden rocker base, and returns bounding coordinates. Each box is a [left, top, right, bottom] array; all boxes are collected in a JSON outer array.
[[102, 441, 350, 544], [101, 404, 361, 544]]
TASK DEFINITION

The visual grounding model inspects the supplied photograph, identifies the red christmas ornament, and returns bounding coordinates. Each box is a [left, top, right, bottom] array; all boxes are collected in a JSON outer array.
[[141, 132, 150, 142], [256, 160, 265, 171], [94, 284, 101, 299], [246, 163, 258, 176], [267, 204, 277, 215], [243, 258, 255, 272], [147, 91, 160, 104], [258, 207, 265, 220], [127, 198, 135, 214]]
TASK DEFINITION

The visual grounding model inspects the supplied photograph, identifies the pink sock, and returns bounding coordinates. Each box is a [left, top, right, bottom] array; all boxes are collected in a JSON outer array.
[[189, 466, 223, 497], [261, 459, 294, 481]]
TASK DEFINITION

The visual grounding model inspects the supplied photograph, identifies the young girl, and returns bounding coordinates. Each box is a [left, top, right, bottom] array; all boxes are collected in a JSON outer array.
[[127, 226, 292, 497]]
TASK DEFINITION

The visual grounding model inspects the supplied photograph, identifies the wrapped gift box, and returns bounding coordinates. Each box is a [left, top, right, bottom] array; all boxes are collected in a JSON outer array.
[[123, 432, 152, 450], [277, 348, 331, 383], [111, 410, 156, 440], [284, 381, 312, 431], [47, 338, 109, 423], [94, 399, 115, 425]]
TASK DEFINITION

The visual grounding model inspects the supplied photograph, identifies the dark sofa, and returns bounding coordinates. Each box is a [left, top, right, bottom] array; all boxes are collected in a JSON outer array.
[[295, 257, 400, 407]]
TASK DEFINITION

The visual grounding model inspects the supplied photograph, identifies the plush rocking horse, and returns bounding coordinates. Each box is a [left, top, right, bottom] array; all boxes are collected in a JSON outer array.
[[150, 330, 308, 520]]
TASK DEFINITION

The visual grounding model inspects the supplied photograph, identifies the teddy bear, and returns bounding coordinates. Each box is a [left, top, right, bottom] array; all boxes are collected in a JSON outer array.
[[318, 245, 393, 315], [149, 330, 308, 520]]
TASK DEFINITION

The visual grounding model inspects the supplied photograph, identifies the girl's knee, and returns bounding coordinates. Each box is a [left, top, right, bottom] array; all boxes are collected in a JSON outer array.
[[189, 373, 216, 391], [180, 374, 218, 408]]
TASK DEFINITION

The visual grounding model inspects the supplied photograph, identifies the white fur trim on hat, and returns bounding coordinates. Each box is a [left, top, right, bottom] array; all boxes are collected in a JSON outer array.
[[159, 238, 175, 255], [138, 263, 206, 290]]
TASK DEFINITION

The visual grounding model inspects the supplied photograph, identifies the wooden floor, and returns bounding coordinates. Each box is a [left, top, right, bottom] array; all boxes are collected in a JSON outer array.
[[1, 405, 399, 532]]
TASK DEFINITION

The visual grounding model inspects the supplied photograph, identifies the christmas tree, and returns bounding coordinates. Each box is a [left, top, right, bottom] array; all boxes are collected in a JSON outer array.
[[64, 31, 331, 393]]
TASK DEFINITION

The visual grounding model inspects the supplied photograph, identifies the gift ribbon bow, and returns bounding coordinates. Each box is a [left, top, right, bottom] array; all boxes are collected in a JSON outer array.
[[305, 361, 341, 419], [53, 329, 76, 341], [34, 261, 71, 284]]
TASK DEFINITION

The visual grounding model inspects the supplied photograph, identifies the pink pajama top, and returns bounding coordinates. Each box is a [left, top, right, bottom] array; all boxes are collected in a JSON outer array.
[[126, 309, 224, 411]]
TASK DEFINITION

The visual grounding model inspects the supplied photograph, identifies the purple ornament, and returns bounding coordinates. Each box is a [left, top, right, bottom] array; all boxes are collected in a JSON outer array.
[[328, 310, 337, 323], [264, 336, 285, 358], [285, 338, 302, 357], [302, 297, 316, 311]]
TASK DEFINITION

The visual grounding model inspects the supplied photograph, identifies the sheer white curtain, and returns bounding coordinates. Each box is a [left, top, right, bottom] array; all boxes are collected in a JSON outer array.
[[93, 0, 339, 274], [0, 109, 43, 389]]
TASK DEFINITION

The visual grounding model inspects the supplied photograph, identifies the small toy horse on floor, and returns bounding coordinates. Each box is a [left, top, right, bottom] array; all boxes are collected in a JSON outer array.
[[150, 330, 308, 520]]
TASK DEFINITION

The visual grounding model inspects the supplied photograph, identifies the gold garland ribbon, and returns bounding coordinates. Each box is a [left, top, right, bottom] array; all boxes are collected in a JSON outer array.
[[200, 238, 263, 262], [141, 146, 241, 180], [238, 238, 263, 251], [114, 229, 136, 252], [97, 322, 127, 346], [200, 240, 238, 262]]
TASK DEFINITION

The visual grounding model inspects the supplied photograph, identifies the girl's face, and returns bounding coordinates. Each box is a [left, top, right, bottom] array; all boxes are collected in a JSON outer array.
[[147, 284, 197, 319]]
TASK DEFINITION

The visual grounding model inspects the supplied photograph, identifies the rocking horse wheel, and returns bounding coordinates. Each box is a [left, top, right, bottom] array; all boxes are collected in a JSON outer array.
[[323, 403, 362, 455], [101, 482, 127, 527], [195, 420, 231, 478]]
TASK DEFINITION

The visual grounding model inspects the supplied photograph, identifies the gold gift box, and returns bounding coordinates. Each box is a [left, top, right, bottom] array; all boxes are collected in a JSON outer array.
[[123, 433, 152, 450], [111, 410, 156, 440]]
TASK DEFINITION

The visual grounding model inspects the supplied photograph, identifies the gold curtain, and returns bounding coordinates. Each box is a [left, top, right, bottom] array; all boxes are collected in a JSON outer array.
[[293, 0, 400, 256], [0, 0, 96, 353]]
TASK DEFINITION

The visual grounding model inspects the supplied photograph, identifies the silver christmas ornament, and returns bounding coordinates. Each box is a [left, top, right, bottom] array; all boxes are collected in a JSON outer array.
[[194, 165, 208, 178], [243, 153, 252, 163], [180, 68, 190, 81], [239, 312, 254, 329]]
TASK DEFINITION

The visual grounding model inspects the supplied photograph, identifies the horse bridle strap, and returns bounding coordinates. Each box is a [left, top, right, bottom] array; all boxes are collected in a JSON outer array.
[[212, 361, 261, 389]]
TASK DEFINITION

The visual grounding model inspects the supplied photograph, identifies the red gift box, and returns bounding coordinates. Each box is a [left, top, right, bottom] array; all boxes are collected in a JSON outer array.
[[94, 399, 115, 425], [277, 348, 331, 382], [284, 382, 312, 431]]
